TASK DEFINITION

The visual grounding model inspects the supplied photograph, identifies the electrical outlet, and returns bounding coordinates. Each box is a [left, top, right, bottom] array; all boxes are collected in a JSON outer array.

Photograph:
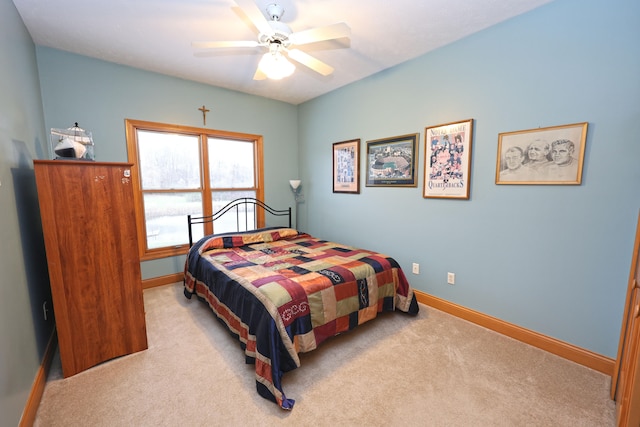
[[412, 263, 420, 274], [447, 272, 455, 285]]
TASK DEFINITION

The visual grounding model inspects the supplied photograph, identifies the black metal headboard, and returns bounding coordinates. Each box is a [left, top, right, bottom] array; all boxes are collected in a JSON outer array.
[[187, 197, 292, 247]]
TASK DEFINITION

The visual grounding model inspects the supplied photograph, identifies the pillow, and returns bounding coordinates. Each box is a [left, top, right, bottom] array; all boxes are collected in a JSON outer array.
[[199, 227, 300, 253]]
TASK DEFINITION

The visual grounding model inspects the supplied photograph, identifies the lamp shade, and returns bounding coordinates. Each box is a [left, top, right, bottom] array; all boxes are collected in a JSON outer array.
[[289, 179, 301, 190]]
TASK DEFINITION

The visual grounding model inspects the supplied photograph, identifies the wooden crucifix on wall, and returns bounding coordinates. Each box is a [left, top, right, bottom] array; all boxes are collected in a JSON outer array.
[[198, 105, 210, 126]]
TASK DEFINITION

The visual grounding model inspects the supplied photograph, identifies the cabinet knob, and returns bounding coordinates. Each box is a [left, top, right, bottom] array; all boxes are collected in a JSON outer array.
[[635, 303, 640, 319]]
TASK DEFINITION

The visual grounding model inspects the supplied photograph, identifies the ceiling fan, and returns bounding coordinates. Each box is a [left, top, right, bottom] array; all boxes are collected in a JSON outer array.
[[192, 0, 350, 80]]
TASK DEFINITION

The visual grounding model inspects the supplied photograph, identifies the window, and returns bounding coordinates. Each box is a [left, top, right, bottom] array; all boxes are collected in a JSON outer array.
[[125, 119, 264, 260]]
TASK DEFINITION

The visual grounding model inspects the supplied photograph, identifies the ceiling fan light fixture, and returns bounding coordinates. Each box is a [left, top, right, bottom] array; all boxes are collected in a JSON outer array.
[[266, 3, 285, 21], [193, 2, 348, 81], [258, 50, 295, 80]]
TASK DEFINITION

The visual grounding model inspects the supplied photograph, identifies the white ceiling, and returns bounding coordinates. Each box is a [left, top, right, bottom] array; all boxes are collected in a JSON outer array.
[[13, 0, 553, 105]]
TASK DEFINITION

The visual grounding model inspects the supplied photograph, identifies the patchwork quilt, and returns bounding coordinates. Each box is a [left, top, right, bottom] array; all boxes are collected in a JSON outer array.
[[183, 228, 419, 409]]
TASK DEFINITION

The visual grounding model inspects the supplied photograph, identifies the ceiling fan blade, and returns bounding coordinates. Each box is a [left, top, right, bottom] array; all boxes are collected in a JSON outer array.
[[289, 22, 350, 45], [234, 0, 274, 37], [287, 49, 334, 76], [253, 67, 267, 80], [192, 41, 260, 49]]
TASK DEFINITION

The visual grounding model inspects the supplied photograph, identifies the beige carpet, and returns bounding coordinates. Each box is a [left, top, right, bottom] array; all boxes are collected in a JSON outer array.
[[34, 283, 615, 426]]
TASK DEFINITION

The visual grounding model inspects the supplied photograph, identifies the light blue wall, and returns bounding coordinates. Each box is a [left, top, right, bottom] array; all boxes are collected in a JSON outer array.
[[5, 7, 637, 425], [0, 0, 53, 424], [297, 0, 640, 358], [35, 47, 300, 279]]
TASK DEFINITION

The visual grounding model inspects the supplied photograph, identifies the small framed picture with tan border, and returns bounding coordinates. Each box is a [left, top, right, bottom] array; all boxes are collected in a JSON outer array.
[[332, 138, 360, 194], [496, 122, 588, 185]]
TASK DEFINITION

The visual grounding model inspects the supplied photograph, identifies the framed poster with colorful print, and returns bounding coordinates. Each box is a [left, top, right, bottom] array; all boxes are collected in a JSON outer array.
[[423, 119, 474, 199]]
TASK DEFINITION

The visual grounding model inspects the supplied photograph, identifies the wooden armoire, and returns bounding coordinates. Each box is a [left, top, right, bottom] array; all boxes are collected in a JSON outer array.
[[34, 160, 148, 377], [613, 211, 640, 426]]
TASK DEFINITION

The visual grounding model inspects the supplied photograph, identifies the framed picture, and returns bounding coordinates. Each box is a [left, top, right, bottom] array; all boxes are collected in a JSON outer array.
[[496, 122, 588, 185], [365, 133, 418, 187], [423, 119, 474, 199], [332, 138, 360, 194]]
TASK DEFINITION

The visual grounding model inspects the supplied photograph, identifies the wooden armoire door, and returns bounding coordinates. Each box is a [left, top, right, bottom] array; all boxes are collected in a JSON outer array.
[[613, 212, 640, 427], [34, 160, 148, 377]]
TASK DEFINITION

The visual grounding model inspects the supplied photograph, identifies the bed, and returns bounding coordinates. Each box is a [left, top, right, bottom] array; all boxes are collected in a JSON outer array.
[[183, 198, 419, 410]]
